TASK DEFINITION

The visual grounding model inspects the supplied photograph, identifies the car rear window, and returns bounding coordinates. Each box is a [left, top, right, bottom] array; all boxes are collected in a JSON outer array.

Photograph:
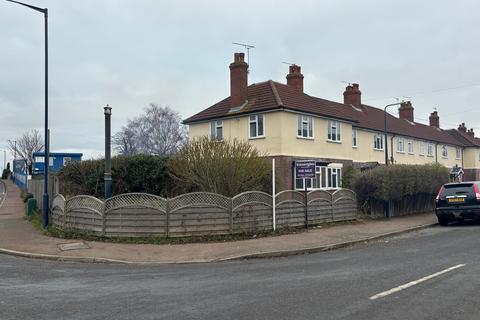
[[442, 183, 474, 197]]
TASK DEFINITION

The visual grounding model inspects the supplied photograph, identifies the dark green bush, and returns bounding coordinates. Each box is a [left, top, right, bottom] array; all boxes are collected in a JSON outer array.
[[57, 155, 173, 198], [354, 163, 449, 204]]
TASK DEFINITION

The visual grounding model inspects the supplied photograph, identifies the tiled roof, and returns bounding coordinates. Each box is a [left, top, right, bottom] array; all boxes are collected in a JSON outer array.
[[184, 80, 469, 146], [343, 104, 463, 146], [445, 129, 480, 147], [183, 81, 356, 124]]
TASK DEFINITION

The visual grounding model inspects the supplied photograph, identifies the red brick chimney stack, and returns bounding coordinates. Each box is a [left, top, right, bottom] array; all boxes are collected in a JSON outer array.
[[429, 111, 440, 128], [467, 128, 475, 138], [398, 101, 414, 122], [286, 64, 304, 93], [343, 83, 362, 108], [458, 123, 467, 133], [229, 52, 248, 107]]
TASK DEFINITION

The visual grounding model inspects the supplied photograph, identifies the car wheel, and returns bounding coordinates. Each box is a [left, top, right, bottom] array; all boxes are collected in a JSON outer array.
[[437, 216, 450, 226]]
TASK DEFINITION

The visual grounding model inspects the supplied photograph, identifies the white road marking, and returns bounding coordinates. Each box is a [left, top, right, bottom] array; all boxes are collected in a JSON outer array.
[[369, 264, 466, 300]]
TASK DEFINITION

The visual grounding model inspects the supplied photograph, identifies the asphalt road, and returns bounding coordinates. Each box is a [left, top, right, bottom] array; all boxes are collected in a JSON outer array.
[[1, 224, 480, 320]]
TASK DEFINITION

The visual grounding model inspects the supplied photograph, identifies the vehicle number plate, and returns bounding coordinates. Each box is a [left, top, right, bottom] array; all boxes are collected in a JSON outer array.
[[448, 197, 465, 204]]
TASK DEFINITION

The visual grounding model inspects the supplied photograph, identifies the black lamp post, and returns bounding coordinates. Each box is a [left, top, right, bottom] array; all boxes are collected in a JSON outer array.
[[5, 0, 49, 227], [104, 105, 112, 199], [383, 102, 405, 166]]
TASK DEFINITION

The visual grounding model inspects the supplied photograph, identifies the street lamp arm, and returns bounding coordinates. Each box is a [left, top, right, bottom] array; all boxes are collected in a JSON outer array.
[[383, 101, 408, 166], [5, 0, 47, 14]]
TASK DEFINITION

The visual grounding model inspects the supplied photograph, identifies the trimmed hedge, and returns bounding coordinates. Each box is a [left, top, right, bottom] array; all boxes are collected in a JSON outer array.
[[57, 155, 173, 198], [354, 163, 449, 205]]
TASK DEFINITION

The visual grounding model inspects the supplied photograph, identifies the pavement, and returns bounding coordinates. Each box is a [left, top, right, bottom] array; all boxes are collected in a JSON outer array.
[[0, 179, 438, 264]]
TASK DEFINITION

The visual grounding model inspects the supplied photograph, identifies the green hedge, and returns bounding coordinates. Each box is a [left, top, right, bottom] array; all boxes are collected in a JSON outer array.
[[57, 154, 173, 198], [354, 163, 449, 204]]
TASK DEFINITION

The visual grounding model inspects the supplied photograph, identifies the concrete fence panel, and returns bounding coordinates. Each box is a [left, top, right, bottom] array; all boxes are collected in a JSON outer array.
[[232, 191, 273, 233]]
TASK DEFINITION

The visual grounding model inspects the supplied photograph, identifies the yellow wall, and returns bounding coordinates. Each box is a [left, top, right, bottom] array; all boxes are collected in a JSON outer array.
[[187, 111, 478, 168], [464, 147, 480, 168]]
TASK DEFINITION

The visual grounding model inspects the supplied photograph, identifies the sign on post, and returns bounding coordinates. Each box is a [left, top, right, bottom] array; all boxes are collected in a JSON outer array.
[[295, 160, 316, 230]]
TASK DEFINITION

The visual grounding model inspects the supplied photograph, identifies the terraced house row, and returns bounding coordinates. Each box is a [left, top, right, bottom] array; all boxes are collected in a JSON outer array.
[[184, 53, 480, 191]]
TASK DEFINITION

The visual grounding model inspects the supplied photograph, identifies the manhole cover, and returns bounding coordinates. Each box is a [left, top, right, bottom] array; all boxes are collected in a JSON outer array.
[[57, 242, 90, 251]]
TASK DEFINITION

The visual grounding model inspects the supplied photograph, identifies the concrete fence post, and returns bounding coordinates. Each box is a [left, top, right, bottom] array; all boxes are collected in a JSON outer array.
[[229, 199, 233, 234], [166, 199, 170, 238], [101, 202, 106, 237]]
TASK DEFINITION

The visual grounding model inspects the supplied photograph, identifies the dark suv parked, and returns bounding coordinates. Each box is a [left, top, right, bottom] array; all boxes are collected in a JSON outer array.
[[435, 181, 480, 225]]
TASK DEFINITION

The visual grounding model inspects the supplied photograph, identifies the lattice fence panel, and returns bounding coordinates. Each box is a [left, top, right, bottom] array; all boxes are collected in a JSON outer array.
[[105, 193, 167, 213], [169, 192, 231, 213], [232, 191, 272, 210], [66, 195, 104, 215], [332, 198, 357, 221], [332, 189, 356, 203]]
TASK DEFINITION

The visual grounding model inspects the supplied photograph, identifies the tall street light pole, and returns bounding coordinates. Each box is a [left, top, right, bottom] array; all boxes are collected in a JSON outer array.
[[384, 102, 405, 166], [5, 0, 49, 227], [104, 105, 112, 200]]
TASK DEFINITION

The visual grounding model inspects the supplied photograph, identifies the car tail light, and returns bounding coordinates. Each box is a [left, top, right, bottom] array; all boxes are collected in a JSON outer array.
[[473, 184, 480, 201], [435, 186, 444, 204]]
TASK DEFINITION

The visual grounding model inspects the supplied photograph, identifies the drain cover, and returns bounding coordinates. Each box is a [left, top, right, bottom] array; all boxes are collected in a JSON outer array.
[[57, 242, 90, 251]]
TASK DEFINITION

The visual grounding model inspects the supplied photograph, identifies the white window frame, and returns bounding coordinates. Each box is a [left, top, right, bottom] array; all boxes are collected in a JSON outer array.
[[419, 142, 425, 156], [327, 120, 341, 142], [374, 134, 384, 150], [456, 147, 462, 160], [295, 163, 342, 191], [297, 115, 314, 139], [397, 137, 405, 153], [249, 114, 265, 139], [442, 145, 448, 159], [427, 143, 434, 157], [210, 120, 223, 140], [407, 140, 414, 154], [352, 128, 358, 148]]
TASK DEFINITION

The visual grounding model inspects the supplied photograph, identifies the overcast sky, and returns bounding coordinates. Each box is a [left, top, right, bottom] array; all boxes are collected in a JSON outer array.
[[1, 0, 479, 168]]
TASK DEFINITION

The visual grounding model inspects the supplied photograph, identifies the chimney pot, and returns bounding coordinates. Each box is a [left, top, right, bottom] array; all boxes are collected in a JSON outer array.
[[229, 52, 248, 107], [398, 101, 414, 122], [458, 123, 467, 133], [286, 64, 304, 92], [467, 128, 475, 138], [343, 83, 362, 107]]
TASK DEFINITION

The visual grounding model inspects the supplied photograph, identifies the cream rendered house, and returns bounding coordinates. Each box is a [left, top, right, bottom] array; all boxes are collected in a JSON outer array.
[[184, 53, 480, 191]]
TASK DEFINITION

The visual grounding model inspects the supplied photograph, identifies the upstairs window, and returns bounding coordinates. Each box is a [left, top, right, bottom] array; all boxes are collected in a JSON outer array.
[[249, 114, 264, 138], [397, 138, 405, 153], [456, 147, 462, 160], [297, 115, 313, 138], [407, 140, 414, 154], [327, 120, 341, 142], [352, 128, 358, 147], [442, 145, 448, 158], [427, 143, 434, 157], [374, 134, 384, 150], [210, 120, 223, 140], [419, 142, 425, 156]]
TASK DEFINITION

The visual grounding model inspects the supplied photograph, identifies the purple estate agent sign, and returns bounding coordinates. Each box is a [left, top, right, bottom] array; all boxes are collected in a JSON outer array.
[[295, 160, 316, 179]]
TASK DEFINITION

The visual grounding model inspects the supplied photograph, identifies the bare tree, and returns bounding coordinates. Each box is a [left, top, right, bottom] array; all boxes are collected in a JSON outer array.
[[113, 104, 187, 156], [8, 129, 44, 174]]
